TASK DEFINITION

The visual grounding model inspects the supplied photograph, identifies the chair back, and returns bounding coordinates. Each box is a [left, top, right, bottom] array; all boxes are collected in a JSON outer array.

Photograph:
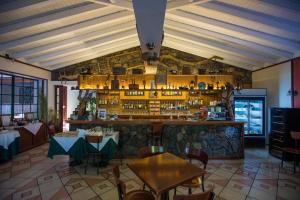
[[291, 131, 300, 148], [112, 165, 126, 200], [48, 124, 56, 136], [1, 116, 11, 127], [186, 148, 208, 169], [152, 122, 164, 136], [173, 188, 214, 200], [138, 146, 164, 158], [85, 135, 103, 152], [291, 131, 300, 140]]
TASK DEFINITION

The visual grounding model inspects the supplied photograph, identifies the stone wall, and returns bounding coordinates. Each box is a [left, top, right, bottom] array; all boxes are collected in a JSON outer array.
[[52, 46, 252, 86]]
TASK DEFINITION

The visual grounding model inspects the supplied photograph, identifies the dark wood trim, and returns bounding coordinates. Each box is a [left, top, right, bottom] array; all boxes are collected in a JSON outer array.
[[252, 56, 300, 72], [0, 55, 51, 72], [292, 59, 295, 107], [0, 69, 47, 80]]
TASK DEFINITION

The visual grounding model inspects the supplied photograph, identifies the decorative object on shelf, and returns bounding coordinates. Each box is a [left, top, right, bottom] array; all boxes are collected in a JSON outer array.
[[169, 69, 177, 74], [207, 84, 214, 90], [198, 68, 206, 75], [216, 81, 220, 90], [132, 68, 144, 74], [150, 80, 155, 89], [111, 76, 119, 90], [190, 80, 195, 90], [143, 80, 146, 89], [198, 82, 206, 90], [112, 67, 126, 75], [129, 78, 139, 90], [149, 91, 158, 98], [156, 74, 167, 85], [121, 80, 126, 89]]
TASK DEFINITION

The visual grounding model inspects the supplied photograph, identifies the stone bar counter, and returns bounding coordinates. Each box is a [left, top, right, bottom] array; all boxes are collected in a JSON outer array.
[[67, 119, 244, 159]]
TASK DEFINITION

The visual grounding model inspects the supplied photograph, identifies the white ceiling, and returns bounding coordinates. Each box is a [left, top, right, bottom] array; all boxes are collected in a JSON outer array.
[[0, 0, 299, 71]]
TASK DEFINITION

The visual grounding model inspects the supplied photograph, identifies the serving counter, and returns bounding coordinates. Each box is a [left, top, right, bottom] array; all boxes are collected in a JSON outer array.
[[67, 119, 244, 159]]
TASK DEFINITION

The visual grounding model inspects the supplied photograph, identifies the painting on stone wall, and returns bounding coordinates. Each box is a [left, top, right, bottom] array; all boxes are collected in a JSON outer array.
[[52, 46, 252, 86]]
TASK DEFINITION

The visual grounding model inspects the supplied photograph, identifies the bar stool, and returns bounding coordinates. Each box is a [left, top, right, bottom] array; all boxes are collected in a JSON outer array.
[[281, 131, 300, 173], [150, 122, 164, 146], [84, 135, 103, 175], [112, 165, 155, 200], [138, 145, 165, 159]]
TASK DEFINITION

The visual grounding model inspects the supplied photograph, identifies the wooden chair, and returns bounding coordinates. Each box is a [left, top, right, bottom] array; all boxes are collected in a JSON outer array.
[[173, 188, 215, 200], [112, 165, 155, 200], [116, 129, 124, 165], [47, 123, 56, 137], [138, 145, 164, 159], [281, 131, 300, 173], [84, 135, 103, 175], [174, 148, 208, 195]]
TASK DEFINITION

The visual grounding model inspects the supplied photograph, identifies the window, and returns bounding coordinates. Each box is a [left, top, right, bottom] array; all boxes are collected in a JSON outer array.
[[0, 74, 12, 116], [0, 72, 46, 120]]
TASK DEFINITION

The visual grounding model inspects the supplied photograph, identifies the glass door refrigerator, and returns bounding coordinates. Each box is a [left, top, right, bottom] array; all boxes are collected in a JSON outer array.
[[233, 89, 266, 144]]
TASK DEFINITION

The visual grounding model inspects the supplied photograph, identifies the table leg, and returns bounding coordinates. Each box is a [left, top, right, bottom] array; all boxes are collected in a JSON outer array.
[[69, 157, 82, 166]]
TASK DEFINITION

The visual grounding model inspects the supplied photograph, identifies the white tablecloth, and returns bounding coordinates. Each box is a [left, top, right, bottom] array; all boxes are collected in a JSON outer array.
[[24, 122, 43, 135], [53, 131, 86, 152], [52, 130, 119, 152], [0, 130, 20, 149]]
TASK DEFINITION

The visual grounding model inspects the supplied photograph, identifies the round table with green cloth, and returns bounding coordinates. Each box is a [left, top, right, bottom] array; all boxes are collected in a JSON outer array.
[[47, 133, 118, 163]]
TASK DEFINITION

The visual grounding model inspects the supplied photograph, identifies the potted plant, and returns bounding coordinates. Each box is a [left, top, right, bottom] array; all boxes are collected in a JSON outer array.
[[87, 97, 97, 120]]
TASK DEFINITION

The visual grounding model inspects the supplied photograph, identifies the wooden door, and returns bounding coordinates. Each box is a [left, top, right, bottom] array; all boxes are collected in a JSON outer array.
[[292, 58, 300, 108], [54, 86, 67, 132]]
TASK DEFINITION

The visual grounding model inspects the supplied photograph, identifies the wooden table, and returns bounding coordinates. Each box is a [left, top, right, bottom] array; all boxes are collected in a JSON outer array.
[[127, 152, 206, 200]]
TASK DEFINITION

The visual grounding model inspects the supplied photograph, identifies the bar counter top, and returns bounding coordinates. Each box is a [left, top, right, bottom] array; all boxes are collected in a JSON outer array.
[[66, 119, 244, 126]]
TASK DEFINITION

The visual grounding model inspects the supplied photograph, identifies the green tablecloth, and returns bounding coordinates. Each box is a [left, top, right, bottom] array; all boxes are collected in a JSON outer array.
[[0, 137, 20, 163], [47, 137, 117, 162]]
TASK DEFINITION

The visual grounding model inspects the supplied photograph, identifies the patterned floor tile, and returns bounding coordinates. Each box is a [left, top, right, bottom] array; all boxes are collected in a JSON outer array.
[[248, 186, 276, 200], [277, 179, 300, 200], [37, 173, 59, 185], [12, 186, 40, 200], [69, 187, 97, 200], [40, 187, 69, 200], [225, 180, 251, 195], [91, 180, 114, 195], [219, 187, 247, 200], [65, 179, 89, 194], [252, 179, 277, 194]]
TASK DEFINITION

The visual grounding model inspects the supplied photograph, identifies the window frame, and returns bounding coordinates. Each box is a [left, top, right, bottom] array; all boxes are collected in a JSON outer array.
[[0, 72, 42, 120]]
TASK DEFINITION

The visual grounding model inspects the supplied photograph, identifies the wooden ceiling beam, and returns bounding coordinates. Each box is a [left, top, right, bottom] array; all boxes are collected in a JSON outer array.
[[0, 10, 131, 50], [26, 29, 137, 63], [12, 20, 136, 59], [164, 19, 294, 59]]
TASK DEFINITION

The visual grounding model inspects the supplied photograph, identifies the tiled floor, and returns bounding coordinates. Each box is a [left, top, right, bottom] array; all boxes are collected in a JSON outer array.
[[0, 144, 299, 200]]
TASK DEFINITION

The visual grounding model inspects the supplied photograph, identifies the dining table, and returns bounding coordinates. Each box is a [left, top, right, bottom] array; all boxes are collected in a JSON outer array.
[[127, 152, 206, 200], [0, 130, 20, 162], [47, 129, 119, 166]]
